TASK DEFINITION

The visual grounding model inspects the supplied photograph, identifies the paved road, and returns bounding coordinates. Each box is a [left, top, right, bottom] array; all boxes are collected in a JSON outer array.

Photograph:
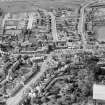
[[2, 13, 10, 27], [6, 54, 51, 105], [78, 0, 98, 50], [48, 12, 58, 42], [27, 13, 34, 29]]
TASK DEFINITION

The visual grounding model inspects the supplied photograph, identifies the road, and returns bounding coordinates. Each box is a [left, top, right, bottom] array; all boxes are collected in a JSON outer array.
[[78, 0, 98, 50], [6, 54, 51, 105], [2, 13, 10, 27], [27, 13, 34, 29], [48, 12, 58, 42]]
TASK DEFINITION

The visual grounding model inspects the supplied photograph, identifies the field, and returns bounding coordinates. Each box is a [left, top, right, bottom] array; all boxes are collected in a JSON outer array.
[[0, 0, 95, 13]]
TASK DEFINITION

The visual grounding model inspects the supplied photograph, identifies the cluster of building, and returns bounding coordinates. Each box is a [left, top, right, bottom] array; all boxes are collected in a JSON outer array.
[[0, 7, 83, 54], [18, 48, 93, 105], [53, 8, 81, 49], [0, 53, 43, 98], [0, 1, 105, 105]]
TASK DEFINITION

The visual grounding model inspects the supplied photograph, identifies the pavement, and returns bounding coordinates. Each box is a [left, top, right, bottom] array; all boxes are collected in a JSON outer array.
[[6, 54, 51, 105]]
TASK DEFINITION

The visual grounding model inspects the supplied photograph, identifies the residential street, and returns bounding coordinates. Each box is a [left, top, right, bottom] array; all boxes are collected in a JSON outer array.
[[48, 12, 58, 42], [78, 0, 98, 50]]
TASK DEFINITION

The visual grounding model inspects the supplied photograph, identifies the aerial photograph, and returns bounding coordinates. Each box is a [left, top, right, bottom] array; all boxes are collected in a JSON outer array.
[[0, 0, 105, 105]]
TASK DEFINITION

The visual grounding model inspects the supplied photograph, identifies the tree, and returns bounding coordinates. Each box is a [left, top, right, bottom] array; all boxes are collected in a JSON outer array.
[[47, 45, 53, 53], [0, 8, 3, 16], [3, 61, 12, 77], [22, 28, 28, 42], [2, 54, 10, 63], [23, 55, 29, 60], [27, 29, 32, 40]]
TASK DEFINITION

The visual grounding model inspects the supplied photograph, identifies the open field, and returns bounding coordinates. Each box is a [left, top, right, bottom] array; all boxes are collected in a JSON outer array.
[[0, 0, 95, 13]]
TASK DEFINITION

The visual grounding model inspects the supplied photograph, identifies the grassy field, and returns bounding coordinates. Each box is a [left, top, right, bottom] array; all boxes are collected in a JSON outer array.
[[0, 0, 95, 13]]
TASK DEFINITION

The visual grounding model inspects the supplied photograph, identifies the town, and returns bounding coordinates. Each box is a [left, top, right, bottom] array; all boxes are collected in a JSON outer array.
[[0, 0, 105, 105]]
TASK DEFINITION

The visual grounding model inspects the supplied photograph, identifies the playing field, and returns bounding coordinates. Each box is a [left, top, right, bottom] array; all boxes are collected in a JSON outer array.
[[97, 26, 105, 42], [0, 0, 94, 13]]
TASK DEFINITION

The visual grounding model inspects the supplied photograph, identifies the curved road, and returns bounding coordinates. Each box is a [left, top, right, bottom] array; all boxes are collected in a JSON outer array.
[[44, 74, 72, 95], [43, 65, 69, 92], [78, 0, 98, 50]]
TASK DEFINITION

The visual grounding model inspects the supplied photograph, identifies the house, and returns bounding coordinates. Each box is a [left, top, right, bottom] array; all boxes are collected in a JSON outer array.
[[55, 41, 67, 48]]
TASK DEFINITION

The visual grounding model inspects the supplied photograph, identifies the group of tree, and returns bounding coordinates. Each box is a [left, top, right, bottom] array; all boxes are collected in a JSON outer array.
[[37, 52, 101, 105]]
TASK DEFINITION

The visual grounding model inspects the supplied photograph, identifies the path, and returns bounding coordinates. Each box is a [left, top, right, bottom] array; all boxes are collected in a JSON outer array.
[[48, 12, 58, 42]]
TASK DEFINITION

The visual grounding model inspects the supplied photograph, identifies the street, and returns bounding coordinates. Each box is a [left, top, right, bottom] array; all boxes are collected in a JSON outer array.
[[48, 12, 58, 42], [78, 0, 98, 50]]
